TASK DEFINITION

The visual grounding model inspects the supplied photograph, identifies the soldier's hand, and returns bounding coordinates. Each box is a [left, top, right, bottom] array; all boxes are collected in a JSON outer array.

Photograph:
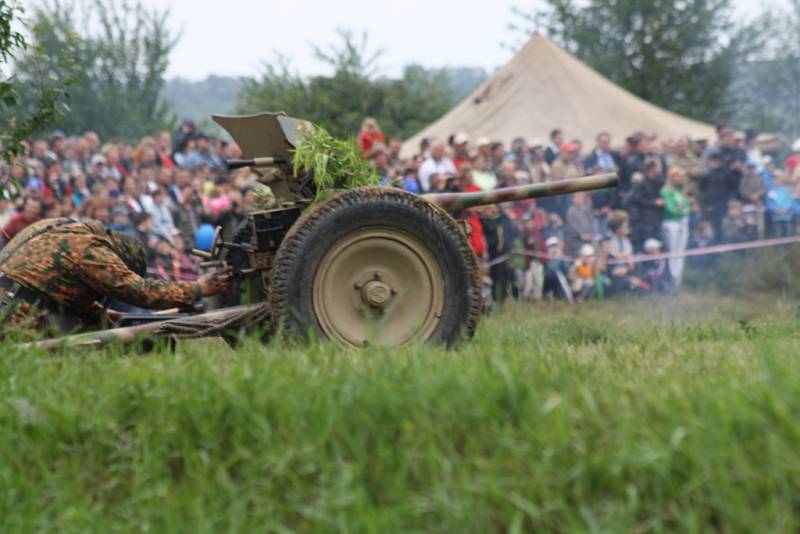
[[198, 266, 233, 296]]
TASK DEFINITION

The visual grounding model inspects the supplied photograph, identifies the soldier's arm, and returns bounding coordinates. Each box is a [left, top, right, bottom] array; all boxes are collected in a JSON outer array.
[[78, 244, 200, 309]]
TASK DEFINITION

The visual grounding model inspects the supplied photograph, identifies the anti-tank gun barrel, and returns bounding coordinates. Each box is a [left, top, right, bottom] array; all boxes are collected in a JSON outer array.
[[422, 172, 618, 211]]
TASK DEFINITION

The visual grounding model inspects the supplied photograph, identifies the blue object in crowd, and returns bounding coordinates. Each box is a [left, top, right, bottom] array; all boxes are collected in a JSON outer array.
[[195, 224, 216, 252], [403, 176, 420, 194]]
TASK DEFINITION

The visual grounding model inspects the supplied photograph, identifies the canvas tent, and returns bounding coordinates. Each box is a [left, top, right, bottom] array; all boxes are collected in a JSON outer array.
[[401, 33, 716, 158]]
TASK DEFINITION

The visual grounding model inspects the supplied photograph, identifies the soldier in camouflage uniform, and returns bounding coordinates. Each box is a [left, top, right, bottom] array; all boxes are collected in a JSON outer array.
[[0, 218, 231, 337]]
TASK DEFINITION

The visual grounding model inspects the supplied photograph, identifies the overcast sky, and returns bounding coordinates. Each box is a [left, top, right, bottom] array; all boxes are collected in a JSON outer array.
[[141, 0, 779, 80]]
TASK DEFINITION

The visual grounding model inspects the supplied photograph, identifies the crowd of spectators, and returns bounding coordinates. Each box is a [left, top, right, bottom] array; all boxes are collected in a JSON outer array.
[[359, 118, 800, 304], [2, 115, 799, 308], [0, 118, 260, 286]]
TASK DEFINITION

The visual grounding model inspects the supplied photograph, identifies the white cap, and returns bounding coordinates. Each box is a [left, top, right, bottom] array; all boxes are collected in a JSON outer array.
[[453, 132, 470, 145], [545, 236, 560, 247], [91, 154, 106, 166], [579, 244, 596, 257], [475, 136, 491, 147], [644, 238, 662, 251], [792, 138, 800, 152]]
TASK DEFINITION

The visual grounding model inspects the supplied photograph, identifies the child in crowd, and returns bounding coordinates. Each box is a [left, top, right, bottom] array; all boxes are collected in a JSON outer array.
[[570, 243, 597, 300], [721, 198, 757, 243], [688, 221, 716, 270], [542, 236, 573, 302], [766, 171, 794, 237], [639, 238, 672, 294]]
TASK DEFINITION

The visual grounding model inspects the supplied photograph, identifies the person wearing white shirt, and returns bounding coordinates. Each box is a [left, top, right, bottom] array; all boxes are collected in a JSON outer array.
[[418, 143, 456, 192]]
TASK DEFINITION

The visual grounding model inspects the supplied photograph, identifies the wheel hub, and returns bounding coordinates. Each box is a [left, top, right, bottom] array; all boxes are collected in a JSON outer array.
[[361, 277, 392, 308], [312, 228, 445, 347]]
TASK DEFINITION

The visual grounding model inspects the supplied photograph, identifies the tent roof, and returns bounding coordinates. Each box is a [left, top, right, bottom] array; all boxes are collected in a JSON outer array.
[[401, 33, 715, 158]]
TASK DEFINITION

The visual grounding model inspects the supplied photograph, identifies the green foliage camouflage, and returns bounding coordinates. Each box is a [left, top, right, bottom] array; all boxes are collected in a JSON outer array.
[[292, 123, 379, 199]]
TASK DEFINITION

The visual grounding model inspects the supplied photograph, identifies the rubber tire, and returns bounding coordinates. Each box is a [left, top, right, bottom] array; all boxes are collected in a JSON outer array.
[[270, 187, 482, 347]]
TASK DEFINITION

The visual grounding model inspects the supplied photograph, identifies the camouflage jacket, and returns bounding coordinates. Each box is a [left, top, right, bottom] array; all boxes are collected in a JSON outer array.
[[0, 218, 200, 327]]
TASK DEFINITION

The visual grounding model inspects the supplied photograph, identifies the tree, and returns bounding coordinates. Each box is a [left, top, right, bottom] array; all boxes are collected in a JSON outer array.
[[236, 30, 457, 140], [11, 0, 177, 141], [727, 1, 800, 140], [512, 0, 743, 122], [0, 0, 72, 176]]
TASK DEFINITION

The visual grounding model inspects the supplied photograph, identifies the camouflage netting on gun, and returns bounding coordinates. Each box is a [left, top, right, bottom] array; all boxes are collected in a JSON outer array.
[[156, 302, 272, 339]]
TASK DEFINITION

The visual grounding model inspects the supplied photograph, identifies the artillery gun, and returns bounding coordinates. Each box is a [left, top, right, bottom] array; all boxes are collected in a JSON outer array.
[[29, 112, 618, 351]]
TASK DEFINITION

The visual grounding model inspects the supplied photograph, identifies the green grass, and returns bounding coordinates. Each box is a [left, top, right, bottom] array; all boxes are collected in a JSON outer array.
[[2, 293, 800, 532]]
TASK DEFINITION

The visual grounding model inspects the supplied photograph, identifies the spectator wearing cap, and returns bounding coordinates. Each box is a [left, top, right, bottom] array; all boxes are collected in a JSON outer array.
[[418, 142, 456, 192], [620, 134, 648, 205], [545, 128, 564, 166], [542, 236, 573, 302], [358, 118, 385, 158], [475, 137, 491, 160], [550, 143, 581, 182], [451, 132, 471, 170]]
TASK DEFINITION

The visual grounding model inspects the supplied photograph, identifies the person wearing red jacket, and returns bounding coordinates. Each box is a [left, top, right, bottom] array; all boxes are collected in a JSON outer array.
[[0, 196, 43, 248], [358, 117, 385, 158]]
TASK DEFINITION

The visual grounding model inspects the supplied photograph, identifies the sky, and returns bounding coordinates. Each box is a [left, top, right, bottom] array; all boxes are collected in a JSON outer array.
[[141, 0, 779, 80]]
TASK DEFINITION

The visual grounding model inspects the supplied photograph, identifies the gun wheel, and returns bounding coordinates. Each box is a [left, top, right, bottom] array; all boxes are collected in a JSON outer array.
[[271, 187, 481, 348]]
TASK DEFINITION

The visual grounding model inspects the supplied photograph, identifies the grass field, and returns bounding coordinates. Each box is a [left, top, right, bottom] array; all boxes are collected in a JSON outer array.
[[2, 293, 800, 532]]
